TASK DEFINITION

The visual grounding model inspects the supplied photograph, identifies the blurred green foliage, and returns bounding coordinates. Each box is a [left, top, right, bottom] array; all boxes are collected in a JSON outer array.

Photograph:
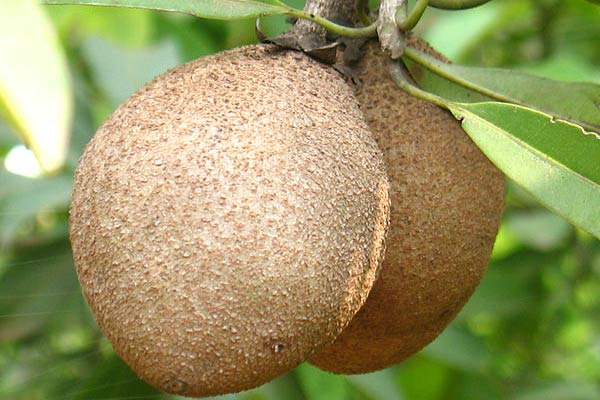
[[1, 0, 599, 399]]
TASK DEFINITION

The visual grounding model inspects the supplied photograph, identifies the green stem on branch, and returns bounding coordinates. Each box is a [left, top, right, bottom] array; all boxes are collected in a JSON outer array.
[[290, 0, 356, 45], [286, 9, 377, 38], [397, 0, 429, 30], [273, 0, 363, 53], [429, 0, 492, 10]]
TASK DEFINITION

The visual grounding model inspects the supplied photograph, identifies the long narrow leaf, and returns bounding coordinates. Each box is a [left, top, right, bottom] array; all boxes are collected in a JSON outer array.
[[42, 0, 290, 19], [0, 0, 72, 173], [406, 48, 600, 133], [450, 102, 600, 239]]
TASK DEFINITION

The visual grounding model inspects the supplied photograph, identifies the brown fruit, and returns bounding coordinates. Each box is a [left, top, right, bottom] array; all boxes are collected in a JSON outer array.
[[69, 44, 390, 396], [309, 38, 505, 373]]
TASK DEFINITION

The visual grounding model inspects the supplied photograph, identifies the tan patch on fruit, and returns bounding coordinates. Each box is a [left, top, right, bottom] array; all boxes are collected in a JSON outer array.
[[309, 37, 505, 373], [69, 44, 390, 396]]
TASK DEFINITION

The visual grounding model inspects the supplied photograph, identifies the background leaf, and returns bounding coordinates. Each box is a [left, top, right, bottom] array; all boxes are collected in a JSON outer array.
[[43, 0, 290, 20], [450, 102, 600, 239], [346, 369, 403, 400], [0, 241, 77, 342], [514, 381, 600, 400], [294, 364, 351, 400], [415, 0, 504, 61], [0, 0, 72, 173], [0, 172, 72, 247], [423, 325, 492, 373], [81, 36, 181, 106], [65, 353, 160, 399]]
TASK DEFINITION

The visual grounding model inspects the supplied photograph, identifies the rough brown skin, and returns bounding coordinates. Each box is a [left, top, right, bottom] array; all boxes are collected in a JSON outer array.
[[69, 44, 390, 397], [309, 37, 505, 373]]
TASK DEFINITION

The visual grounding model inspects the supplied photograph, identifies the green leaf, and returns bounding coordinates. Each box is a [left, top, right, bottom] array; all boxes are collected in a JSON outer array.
[[406, 49, 600, 133], [295, 363, 351, 400], [421, 0, 503, 60], [0, 241, 77, 342], [504, 210, 572, 251], [449, 102, 600, 239], [0, 172, 72, 246], [81, 36, 181, 106], [43, 0, 290, 20], [520, 52, 600, 83], [514, 381, 600, 400], [397, 357, 450, 400], [66, 353, 160, 399], [48, 5, 157, 47], [260, 372, 305, 400], [346, 369, 403, 400], [423, 324, 492, 372], [461, 249, 549, 318], [0, 0, 72, 173]]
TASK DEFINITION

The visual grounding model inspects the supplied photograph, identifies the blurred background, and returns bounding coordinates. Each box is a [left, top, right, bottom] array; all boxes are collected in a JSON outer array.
[[1, 0, 599, 399]]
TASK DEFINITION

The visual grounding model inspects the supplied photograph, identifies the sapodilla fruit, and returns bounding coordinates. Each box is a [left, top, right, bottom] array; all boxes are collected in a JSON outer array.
[[69, 44, 390, 397], [309, 37, 505, 373]]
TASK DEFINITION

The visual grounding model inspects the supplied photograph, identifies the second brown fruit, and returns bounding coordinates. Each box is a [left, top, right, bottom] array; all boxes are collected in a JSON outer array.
[[309, 38, 505, 373]]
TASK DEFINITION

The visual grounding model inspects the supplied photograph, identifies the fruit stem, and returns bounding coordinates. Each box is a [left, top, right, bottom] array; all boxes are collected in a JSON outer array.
[[288, 0, 357, 47], [397, 0, 430, 31], [389, 60, 451, 110], [273, 0, 373, 53], [286, 9, 377, 38], [429, 0, 492, 9]]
